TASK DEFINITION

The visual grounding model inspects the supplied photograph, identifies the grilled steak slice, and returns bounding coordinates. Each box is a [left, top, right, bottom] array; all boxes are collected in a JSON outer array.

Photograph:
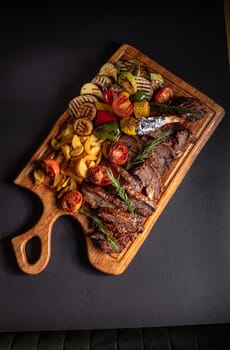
[[150, 143, 175, 176], [98, 208, 145, 234], [130, 198, 155, 217], [113, 164, 142, 191], [158, 126, 195, 158], [82, 184, 124, 209], [91, 227, 137, 254], [124, 184, 156, 213], [172, 128, 194, 157], [108, 225, 137, 252], [90, 232, 117, 254], [134, 161, 162, 201]]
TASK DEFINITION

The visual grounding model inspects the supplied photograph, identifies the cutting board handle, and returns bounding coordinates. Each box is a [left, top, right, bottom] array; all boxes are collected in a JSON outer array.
[[11, 206, 59, 275]]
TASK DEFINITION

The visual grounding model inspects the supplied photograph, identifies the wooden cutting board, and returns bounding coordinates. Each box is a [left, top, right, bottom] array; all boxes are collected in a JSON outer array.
[[11, 44, 225, 275]]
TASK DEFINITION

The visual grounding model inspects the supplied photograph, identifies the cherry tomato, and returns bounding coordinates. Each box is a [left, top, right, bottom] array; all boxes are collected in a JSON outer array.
[[108, 141, 129, 165], [41, 158, 60, 178], [154, 87, 174, 104], [61, 190, 83, 213], [87, 164, 111, 186], [103, 90, 119, 105], [112, 94, 134, 118]]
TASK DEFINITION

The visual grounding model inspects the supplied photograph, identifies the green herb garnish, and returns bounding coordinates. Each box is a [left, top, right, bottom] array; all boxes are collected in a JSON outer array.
[[107, 168, 135, 214], [79, 207, 119, 253], [150, 101, 204, 119], [126, 129, 172, 171]]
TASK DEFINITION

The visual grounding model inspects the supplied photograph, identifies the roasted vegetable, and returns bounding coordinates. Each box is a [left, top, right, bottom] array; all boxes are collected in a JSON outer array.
[[93, 120, 120, 142], [99, 62, 118, 81], [150, 72, 164, 91], [118, 72, 137, 95], [80, 82, 103, 100], [40, 158, 60, 178], [120, 117, 137, 135], [130, 90, 147, 102], [133, 101, 150, 118], [87, 164, 111, 186], [73, 117, 94, 136], [108, 141, 129, 165], [154, 86, 174, 104], [112, 94, 134, 118], [61, 190, 83, 213], [94, 110, 118, 127]]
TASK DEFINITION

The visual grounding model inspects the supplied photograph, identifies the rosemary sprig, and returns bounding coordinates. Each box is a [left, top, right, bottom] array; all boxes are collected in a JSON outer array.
[[150, 101, 203, 119], [126, 129, 172, 171], [107, 168, 135, 214], [79, 207, 119, 253]]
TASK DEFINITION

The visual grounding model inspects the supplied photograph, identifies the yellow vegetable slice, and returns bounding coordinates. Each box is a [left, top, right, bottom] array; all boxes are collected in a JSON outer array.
[[33, 169, 45, 184], [84, 154, 98, 162], [120, 117, 137, 135], [84, 134, 96, 153], [95, 150, 102, 165], [70, 145, 84, 157], [52, 173, 65, 188], [55, 153, 64, 164], [88, 161, 96, 168], [51, 137, 61, 150], [88, 145, 101, 156], [57, 123, 74, 139], [69, 178, 77, 191], [61, 144, 71, 160], [71, 134, 82, 149], [64, 169, 83, 184], [133, 101, 150, 118], [95, 102, 115, 115], [75, 158, 88, 178]]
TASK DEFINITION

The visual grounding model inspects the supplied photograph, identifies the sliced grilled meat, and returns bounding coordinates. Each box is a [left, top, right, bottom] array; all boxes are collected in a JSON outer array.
[[130, 198, 155, 217], [98, 208, 145, 234], [151, 143, 175, 175], [134, 161, 162, 201], [82, 184, 125, 209], [90, 232, 121, 254], [160, 125, 195, 158], [91, 227, 137, 254], [113, 164, 142, 192], [173, 128, 194, 157], [124, 184, 156, 212]]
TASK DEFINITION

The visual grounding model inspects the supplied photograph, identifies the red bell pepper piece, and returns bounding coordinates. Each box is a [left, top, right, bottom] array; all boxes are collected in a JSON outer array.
[[94, 110, 118, 127]]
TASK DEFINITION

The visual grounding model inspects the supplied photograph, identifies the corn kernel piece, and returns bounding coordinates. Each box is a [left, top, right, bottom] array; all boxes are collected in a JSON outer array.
[[133, 101, 150, 118]]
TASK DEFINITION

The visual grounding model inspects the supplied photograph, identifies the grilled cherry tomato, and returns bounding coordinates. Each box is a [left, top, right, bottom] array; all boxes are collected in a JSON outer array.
[[103, 89, 119, 105], [61, 190, 83, 213], [154, 86, 174, 104], [108, 141, 129, 165], [112, 94, 134, 118], [41, 158, 60, 178], [87, 164, 111, 186]]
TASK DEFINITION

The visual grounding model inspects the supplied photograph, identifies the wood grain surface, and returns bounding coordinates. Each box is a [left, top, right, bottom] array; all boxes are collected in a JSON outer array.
[[11, 44, 225, 275]]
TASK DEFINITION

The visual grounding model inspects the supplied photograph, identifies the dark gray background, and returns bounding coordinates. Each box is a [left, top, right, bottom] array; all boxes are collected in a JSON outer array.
[[0, 2, 230, 332]]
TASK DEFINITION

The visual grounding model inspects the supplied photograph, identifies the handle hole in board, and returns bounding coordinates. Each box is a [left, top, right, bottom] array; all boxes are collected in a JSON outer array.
[[25, 236, 41, 264]]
